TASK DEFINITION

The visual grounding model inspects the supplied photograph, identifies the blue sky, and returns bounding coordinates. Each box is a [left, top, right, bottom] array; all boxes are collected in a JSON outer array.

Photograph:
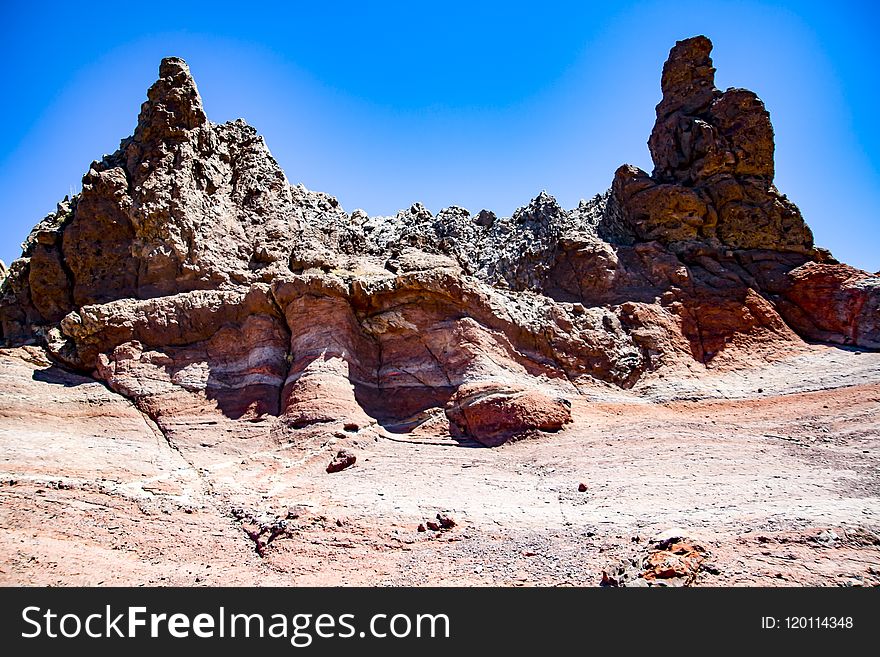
[[1, 1, 878, 271]]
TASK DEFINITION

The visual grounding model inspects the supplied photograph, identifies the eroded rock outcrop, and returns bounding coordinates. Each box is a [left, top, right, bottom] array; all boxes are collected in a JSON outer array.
[[607, 36, 876, 350], [627, 35, 812, 252], [1, 37, 876, 446]]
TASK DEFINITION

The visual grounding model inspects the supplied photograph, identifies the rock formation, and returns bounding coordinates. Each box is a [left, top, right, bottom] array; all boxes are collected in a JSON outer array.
[[1, 36, 877, 447]]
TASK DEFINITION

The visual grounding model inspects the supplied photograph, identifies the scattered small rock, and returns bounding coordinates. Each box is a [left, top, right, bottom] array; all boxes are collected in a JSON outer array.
[[326, 449, 357, 473], [814, 529, 839, 546], [417, 523, 426, 532], [700, 561, 722, 575], [642, 540, 705, 581], [600, 571, 619, 587], [651, 527, 689, 548], [437, 513, 456, 529], [421, 513, 456, 532], [577, 482, 588, 493]]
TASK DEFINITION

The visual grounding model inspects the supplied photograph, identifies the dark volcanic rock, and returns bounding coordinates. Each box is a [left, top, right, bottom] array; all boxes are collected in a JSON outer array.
[[616, 35, 813, 254], [0, 38, 876, 447], [326, 450, 357, 473], [436, 513, 456, 529]]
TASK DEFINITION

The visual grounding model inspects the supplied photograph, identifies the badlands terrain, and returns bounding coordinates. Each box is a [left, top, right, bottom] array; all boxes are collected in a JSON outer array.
[[0, 36, 877, 586]]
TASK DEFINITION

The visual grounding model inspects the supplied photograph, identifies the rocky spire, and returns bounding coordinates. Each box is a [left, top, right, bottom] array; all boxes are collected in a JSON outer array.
[[133, 57, 207, 143], [0, 259, 7, 287], [612, 35, 812, 253], [648, 35, 775, 185], [655, 35, 717, 117]]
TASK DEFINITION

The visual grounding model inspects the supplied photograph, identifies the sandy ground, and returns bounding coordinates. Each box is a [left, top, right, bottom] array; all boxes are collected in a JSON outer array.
[[0, 345, 877, 586]]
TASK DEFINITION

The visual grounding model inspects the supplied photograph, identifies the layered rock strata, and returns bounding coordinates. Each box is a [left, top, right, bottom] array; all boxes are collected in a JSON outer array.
[[1, 37, 876, 446]]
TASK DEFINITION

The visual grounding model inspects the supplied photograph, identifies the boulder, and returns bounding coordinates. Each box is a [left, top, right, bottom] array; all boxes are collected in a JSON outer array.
[[446, 382, 572, 447]]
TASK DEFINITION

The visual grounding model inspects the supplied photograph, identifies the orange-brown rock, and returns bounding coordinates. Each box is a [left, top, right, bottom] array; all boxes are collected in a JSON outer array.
[[775, 263, 880, 349], [617, 35, 813, 254], [446, 382, 572, 447], [641, 541, 706, 581], [612, 166, 711, 243], [278, 290, 377, 429], [326, 449, 357, 473]]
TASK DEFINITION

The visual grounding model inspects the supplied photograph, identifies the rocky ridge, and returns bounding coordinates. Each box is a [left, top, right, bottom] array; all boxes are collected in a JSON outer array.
[[1, 37, 877, 447]]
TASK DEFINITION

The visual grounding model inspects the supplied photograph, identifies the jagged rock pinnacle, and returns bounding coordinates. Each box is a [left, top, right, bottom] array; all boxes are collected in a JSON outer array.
[[649, 36, 775, 185], [134, 56, 207, 142], [612, 34, 813, 254], [656, 35, 716, 117], [159, 56, 191, 79]]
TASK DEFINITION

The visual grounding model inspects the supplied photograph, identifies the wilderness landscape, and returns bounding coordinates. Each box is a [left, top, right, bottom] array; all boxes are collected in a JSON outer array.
[[0, 36, 877, 586]]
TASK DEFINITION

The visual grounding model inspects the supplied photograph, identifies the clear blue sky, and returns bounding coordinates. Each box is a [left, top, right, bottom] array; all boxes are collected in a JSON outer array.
[[1, 1, 878, 271]]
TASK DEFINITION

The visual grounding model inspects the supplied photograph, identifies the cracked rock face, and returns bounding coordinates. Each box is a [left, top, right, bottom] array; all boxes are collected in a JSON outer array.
[[1, 36, 877, 446]]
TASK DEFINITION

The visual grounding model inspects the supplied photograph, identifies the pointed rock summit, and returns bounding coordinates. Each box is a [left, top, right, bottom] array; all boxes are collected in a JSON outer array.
[[0, 38, 877, 449], [615, 35, 811, 254], [135, 56, 207, 143], [655, 35, 716, 117], [649, 35, 775, 184]]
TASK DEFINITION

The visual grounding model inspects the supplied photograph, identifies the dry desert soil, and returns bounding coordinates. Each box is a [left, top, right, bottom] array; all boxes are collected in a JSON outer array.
[[1, 344, 877, 587]]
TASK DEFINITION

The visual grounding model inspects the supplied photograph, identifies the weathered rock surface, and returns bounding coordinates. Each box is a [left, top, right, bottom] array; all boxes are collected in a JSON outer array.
[[0, 36, 877, 448], [326, 449, 357, 473], [446, 382, 572, 447], [4, 342, 878, 587], [628, 36, 812, 253], [776, 263, 880, 349]]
